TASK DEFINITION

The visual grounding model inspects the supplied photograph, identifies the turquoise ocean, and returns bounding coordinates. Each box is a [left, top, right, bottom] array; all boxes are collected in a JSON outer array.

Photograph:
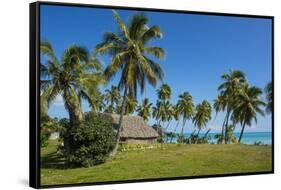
[[179, 132, 272, 145]]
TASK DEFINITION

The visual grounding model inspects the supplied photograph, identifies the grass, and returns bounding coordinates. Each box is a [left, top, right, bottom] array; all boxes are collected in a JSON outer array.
[[41, 140, 272, 186]]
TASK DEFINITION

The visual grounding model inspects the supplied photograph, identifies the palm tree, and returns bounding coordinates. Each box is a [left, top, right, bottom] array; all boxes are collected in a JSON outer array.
[[137, 98, 152, 121], [156, 84, 173, 132], [218, 69, 246, 143], [124, 95, 138, 114], [163, 101, 174, 130], [94, 11, 164, 155], [177, 92, 195, 142], [40, 41, 103, 125], [152, 100, 167, 141], [193, 100, 212, 136], [265, 82, 272, 114], [234, 84, 266, 143], [172, 104, 181, 133], [213, 95, 227, 143], [104, 85, 121, 113], [40, 41, 104, 152], [157, 83, 172, 101]]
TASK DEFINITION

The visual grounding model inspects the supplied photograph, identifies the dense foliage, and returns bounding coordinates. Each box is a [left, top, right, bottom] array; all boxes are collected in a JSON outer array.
[[60, 113, 116, 167], [40, 115, 59, 147]]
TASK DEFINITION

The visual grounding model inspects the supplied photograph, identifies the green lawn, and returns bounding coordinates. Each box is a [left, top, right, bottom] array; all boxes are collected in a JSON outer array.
[[41, 140, 272, 186]]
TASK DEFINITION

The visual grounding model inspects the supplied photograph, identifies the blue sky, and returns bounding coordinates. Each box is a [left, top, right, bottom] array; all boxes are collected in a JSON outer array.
[[40, 5, 272, 133]]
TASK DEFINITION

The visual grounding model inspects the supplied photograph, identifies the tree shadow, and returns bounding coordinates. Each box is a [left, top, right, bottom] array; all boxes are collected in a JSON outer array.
[[41, 152, 67, 169]]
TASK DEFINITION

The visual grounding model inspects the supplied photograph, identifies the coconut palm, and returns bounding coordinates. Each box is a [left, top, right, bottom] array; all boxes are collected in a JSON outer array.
[[94, 11, 164, 155], [156, 84, 173, 131], [157, 83, 172, 101], [124, 95, 138, 115], [218, 69, 246, 143], [40, 41, 103, 152], [173, 104, 181, 133], [265, 82, 272, 114], [137, 98, 152, 121], [213, 95, 227, 143], [177, 92, 195, 141], [193, 100, 212, 135], [40, 41, 103, 126], [152, 100, 167, 141], [104, 85, 121, 113], [163, 101, 174, 130], [234, 84, 266, 143]]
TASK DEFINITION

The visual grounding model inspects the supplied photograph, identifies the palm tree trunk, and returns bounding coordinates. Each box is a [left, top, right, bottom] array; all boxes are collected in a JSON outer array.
[[196, 129, 201, 144], [220, 116, 227, 144], [110, 86, 128, 157], [238, 121, 246, 143], [65, 104, 83, 155], [180, 119, 184, 143], [224, 110, 231, 144]]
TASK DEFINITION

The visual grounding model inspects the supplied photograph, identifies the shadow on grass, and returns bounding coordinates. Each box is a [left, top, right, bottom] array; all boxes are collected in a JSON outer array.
[[41, 152, 67, 169]]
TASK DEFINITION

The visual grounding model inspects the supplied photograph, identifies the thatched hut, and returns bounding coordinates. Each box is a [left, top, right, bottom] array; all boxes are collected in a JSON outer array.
[[106, 114, 159, 144]]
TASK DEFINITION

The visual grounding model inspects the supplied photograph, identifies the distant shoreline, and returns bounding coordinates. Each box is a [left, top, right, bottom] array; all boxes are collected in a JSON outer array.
[[171, 132, 272, 145]]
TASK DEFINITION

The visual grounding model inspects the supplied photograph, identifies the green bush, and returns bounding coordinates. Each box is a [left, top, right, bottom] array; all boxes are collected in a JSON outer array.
[[63, 113, 116, 167], [40, 117, 59, 147]]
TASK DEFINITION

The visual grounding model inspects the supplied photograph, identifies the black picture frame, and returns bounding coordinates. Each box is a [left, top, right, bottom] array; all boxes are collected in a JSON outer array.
[[30, 1, 274, 189]]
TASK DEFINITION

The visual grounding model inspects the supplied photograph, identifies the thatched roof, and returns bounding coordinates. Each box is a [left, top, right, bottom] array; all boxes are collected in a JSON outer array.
[[105, 113, 159, 138]]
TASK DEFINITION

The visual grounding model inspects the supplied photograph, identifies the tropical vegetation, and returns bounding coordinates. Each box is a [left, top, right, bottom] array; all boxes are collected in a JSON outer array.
[[94, 11, 165, 155], [40, 10, 271, 173]]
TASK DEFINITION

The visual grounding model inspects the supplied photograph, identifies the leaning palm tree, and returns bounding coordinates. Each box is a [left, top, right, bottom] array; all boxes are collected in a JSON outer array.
[[177, 92, 195, 142], [234, 84, 266, 143], [265, 82, 272, 114], [193, 100, 212, 136], [41, 41, 103, 125], [218, 69, 246, 143], [40, 41, 104, 152], [95, 11, 165, 155], [137, 98, 152, 121]]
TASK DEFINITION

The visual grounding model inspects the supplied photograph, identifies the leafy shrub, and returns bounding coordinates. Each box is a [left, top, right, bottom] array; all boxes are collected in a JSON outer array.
[[40, 117, 59, 147], [62, 113, 116, 167]]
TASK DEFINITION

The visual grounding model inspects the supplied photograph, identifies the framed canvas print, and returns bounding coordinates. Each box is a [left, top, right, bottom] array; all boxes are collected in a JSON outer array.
[[29, 1, 274, 188]]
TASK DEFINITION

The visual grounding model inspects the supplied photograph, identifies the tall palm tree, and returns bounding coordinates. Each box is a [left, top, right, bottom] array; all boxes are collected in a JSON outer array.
[[265, 82, 272, 114], [40, 41, 103, 126], [163, 101, 174, 130], [152, 100, 167, 140], [218, 69, 246, 143], [104, 85, 121, 113], [177, 92, 195, 141], [156, 84, 173, 131], [137, 98, 152, 121], [95, 11, 165, 155], [193, 100, 212, 135], [234, 84, 266, 143], [213, 95, 227, 143], [173, 104, 181, 133]]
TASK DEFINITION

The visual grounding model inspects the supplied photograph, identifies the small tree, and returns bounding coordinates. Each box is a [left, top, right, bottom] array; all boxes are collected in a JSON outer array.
[[62, 113, 116, 167]]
